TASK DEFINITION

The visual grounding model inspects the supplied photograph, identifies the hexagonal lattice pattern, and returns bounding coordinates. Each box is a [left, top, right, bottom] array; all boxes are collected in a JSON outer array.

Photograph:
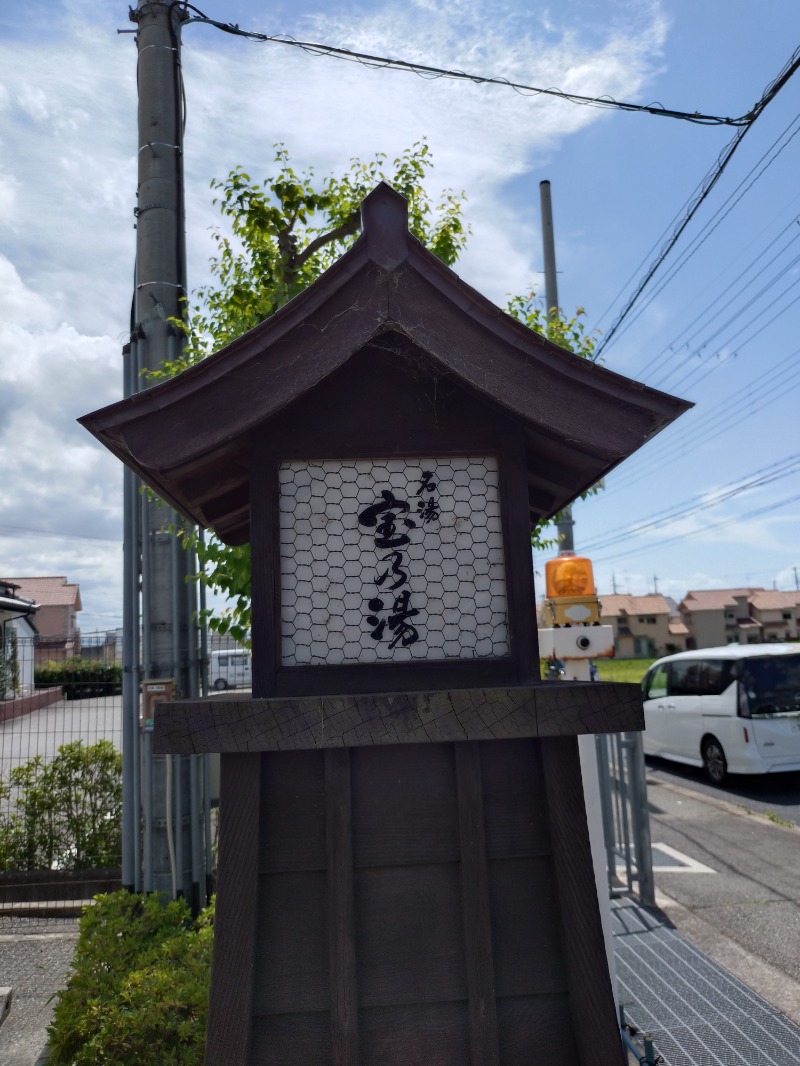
[[279, 457, 509, 666]]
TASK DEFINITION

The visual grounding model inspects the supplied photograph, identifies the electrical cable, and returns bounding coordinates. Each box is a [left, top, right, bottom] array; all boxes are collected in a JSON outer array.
[[604, 112, 800, 360], [603, 345, 800, 493], [589, 489, 800, 565], [179, 6, 772, 127], [592, 47, 800, 359], [635, 217, 800, 386], [647, 247, 800, 392], [581, 453, 800, 554]]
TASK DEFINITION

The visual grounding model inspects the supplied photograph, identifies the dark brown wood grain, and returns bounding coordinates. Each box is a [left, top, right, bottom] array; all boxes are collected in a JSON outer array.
[[455, 742, 500, 1066], [153, 681, 643, 754], [540, 736, 627, 1066], [324, 749, 359, 1066], [204, 753, 260, 1066]]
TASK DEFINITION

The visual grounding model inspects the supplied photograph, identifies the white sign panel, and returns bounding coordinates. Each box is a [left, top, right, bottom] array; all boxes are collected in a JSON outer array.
[[278, 457, 510, 666]]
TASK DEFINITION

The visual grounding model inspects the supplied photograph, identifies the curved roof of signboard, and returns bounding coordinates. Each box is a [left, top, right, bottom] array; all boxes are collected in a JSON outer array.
[[79, 182, 690, 546]]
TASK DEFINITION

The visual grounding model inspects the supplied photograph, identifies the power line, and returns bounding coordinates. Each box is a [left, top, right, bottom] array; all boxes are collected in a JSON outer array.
[[581, 452, 800, 554], [179, 4, 771, 127], [0, 525, 121, 544], [604, 346, 800, 493], [635, 217, 800, 386], [603, 111, 800, 360], [589, 489, 800, 566], [592, 47, 800, 359], [647, 249, 800, 393]]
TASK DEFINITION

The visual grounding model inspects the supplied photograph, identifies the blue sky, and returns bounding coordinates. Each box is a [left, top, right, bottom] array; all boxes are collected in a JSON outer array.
[[1, 0, 799, 629]]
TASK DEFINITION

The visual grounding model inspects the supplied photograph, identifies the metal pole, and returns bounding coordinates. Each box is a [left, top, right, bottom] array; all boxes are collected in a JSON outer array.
[[539, 179, 574, 552], [539, 179, 559, 322], [131, 0, 196, 896], [121, 341, 137, 892]]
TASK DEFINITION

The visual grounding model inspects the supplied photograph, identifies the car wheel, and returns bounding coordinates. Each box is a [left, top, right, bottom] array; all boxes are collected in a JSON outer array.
[[702, 736, 727, 785], [213, 678, 227, 692]]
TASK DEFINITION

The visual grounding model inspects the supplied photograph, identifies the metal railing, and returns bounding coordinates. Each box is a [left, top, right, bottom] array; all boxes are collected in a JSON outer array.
[[596, 731, 655, 906]]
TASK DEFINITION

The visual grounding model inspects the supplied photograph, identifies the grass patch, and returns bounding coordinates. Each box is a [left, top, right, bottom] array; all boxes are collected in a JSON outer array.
[[763, 809, 794, 828], [593, 658, 655, 685]]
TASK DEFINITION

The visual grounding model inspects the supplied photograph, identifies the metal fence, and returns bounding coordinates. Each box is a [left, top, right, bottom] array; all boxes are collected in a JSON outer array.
[[0, 634, 123, 926], [0, 631, 250, 928], [596, 731, 655, 907]]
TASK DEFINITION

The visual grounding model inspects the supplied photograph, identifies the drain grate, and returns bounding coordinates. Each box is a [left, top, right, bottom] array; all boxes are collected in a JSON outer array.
[[612, 900, 800, 1065]]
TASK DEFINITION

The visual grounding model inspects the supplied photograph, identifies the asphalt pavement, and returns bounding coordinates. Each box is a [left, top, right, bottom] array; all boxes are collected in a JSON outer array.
[[644, 773, 800, 1022]]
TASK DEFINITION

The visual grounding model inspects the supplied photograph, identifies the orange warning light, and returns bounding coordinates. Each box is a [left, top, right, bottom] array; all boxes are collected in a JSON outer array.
[[545, 553, 596, 599]]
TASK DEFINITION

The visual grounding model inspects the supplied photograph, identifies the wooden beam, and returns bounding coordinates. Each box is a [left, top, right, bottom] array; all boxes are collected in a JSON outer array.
[[204, 754, 261, 1066], [540, 737, 626, 1065], [325, 749, 359, 1066], [153, 682, 643, 755], [455, 743, 500, 1066]]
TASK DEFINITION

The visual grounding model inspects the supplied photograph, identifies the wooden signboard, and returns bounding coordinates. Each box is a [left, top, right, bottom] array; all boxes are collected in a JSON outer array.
[[80, 182, 689, 1065]]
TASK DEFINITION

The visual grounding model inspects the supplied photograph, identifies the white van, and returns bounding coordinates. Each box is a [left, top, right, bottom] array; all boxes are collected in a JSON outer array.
[[210, 650, 252, 692], [641, 644, 800, 784]]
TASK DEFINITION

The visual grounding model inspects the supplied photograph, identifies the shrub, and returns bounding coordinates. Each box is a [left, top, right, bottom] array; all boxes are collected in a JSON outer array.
[[0, 740, 121, 870], [48, 890, 214, 1065], [0, 629, 20, 699], [35, 658, 122, 700]]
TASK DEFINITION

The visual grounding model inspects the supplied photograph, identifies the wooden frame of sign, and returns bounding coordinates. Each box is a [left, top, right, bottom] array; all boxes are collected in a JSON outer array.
[[81, 182, 689, 1066]]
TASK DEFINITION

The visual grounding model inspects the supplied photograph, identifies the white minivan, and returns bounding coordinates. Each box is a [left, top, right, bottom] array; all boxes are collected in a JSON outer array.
[[210, 650, 252, 691], [641, 644, 800, 784]]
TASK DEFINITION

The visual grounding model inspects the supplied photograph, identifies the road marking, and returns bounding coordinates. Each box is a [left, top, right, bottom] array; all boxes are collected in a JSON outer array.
[[651, 841, 715, 873]]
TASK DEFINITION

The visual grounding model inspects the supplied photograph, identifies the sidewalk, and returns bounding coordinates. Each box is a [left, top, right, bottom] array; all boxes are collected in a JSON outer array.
[[613, 898, 800, 1065], [0, 918, 78, 1066], [613, 773, 800, 1064]]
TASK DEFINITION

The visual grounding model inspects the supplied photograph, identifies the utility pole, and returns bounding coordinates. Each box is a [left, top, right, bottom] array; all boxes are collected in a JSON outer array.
[[612, 573, 618, 594], [540, 180, 575, 553], [794, 566, 798, 591], [653, 574, 659, 594], [126, 1, 203, 904]]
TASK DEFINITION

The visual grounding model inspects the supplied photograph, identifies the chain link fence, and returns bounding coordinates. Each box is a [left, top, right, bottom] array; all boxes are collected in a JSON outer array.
[[0, 633, 123, 928]]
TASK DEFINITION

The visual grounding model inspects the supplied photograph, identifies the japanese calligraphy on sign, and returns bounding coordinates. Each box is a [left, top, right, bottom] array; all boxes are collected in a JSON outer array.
[[278, 457, 509, 666]]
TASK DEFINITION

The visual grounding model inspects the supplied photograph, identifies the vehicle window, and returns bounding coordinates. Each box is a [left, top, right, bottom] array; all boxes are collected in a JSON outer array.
[[644, 664, 668, 700], [669, 659, 732, 696], [737, 654, 800, 713], [218, 656, 228, 668]]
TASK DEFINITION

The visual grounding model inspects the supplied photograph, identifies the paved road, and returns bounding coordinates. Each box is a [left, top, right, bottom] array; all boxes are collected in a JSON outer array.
[[647, 773, 800, 1024], [646, 754, 800, 825], [0, 696, 122, 777]]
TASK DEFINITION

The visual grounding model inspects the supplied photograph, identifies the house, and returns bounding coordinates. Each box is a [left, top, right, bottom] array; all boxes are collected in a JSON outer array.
[[678, 588, 766, 648], [0, 576, 82, 665], [598, 593, 685, 658], [745, 590, 800, 643], [0, 580, 38, 697]]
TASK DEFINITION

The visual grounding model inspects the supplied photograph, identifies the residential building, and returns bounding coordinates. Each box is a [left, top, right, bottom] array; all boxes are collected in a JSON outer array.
[[0, 580, 38, 697], [679, 588, 766, 648], [746, 590, 800, 643], [598, 593, 686, 658], [0, 576, 82, 665]]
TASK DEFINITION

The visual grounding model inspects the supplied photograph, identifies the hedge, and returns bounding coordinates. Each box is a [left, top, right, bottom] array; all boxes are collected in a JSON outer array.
[[35, 658, 122, 699]]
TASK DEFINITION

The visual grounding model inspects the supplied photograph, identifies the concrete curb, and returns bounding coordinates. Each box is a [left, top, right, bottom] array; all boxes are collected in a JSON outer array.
[[650, 775, 799, 833]]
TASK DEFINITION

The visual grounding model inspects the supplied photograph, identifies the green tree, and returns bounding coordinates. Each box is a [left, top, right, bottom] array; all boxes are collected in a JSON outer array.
[[506, 293, 601, 552], [164, 144, 595, 641]]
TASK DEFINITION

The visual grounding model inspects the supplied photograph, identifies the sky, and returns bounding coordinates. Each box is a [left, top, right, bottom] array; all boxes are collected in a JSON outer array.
[[1, 0, 799, 631]]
